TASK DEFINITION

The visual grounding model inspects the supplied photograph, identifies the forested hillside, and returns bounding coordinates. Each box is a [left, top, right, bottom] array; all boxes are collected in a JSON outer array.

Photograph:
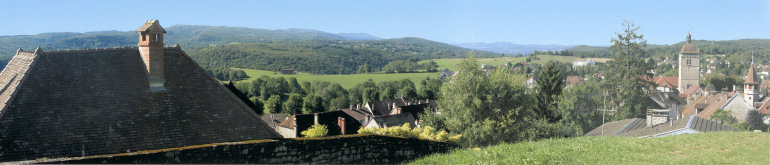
[[187, 38, 497, 74], [0, 25, 495, 74], [0, 25, 350, 58], [559, 39, 770, 64]]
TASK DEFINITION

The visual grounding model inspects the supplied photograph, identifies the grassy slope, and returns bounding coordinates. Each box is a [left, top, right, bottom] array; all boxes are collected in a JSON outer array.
[[231, 55, 610, 88], [430, 55, 608, 71], [410, 132, 770, 164], [232, 68, 439, 88]]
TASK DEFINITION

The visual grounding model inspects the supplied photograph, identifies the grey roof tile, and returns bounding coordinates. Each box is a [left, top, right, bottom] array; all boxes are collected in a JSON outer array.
[[0, 47, 280, 161]]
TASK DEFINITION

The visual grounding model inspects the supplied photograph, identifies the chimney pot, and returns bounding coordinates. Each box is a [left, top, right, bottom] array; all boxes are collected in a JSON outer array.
[[314, 113, 319, 124], [136, 20, 167, 91]]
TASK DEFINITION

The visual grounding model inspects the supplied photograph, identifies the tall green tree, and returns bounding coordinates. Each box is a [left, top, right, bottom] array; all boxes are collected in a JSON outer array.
[[398, 86, 418, 98], [534, 60, 564, 122], [421, 56, 534, 147], [557, 79, 602, 135], [265, 94, 283, 114], [603, 21, 654, 120], [302, 94, 325, 114], [287, 77, 304, 94], [363, 87, 379, 103], [283, 94, 303, 115]]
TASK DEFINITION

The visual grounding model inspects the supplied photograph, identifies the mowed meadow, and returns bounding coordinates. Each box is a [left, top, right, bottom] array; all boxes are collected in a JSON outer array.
[[410, 132, 770, 164], [232, 55, 610, 88]]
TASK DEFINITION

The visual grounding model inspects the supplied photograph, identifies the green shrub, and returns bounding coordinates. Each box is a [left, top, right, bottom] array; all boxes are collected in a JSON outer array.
[[301, 124, 328, 137], [357, 123, 460, 142]]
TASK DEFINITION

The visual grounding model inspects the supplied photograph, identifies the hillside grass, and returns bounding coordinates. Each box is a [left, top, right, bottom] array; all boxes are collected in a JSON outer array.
[[410, 132, 770, 164], [231, 68, 439, 88], [428, 55, 610, 71], [230, 55, 610, 88]]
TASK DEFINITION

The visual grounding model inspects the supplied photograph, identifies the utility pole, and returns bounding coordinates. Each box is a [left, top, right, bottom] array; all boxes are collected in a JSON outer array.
[[597, 91, 616, 136]]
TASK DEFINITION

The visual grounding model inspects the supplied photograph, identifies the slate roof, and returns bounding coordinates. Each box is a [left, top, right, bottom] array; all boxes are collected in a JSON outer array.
[[367, 113, 416, 128], [0, 46, 280, 161], [586, 115, 736, 137], [621, 115, 736, 137], [584, 118, 645, 136], [339, 108, 372, 124]]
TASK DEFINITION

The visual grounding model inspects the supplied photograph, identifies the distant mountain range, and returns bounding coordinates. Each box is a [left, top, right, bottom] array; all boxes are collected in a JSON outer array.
[[455, 42, 573, 55], [0, 25, 386, 58], [0, 25, 496, 72]]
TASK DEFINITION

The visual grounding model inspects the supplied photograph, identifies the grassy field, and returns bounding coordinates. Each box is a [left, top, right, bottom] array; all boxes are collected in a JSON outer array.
[[232, 68, 439, 88], [426, 55, 610, 71], [410, 132, 770, 164], [231, 55, 610, 88]]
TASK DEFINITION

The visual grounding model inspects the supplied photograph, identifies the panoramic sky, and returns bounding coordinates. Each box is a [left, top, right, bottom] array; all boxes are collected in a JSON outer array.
[[1, 0, 769, 45]]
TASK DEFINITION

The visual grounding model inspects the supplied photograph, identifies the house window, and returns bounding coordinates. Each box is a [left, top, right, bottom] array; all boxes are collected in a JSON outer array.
[[686, 59, 691, 65], [142, 34, 146, 41]]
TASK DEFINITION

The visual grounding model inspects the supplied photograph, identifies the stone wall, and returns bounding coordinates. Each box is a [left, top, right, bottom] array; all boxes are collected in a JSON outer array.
[[47, 135, 457, 164]]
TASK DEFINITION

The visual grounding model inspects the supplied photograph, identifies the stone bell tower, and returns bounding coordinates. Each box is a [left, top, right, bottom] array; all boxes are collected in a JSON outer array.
[[136, 20, 166, 91], [678, 32, 700, 92]]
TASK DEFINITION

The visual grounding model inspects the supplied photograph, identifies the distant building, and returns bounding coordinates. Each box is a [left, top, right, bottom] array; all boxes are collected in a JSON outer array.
[[678, 32, 701, 92], [0, 20, 280, 161], [281, 69, 296, 74], [572, 59, 595, 67]]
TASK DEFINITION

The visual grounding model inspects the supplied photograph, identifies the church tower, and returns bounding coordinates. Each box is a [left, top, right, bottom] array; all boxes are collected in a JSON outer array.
[[744, 61, 759, 103], [678, 32, 700, 92], [136, 20, 167, 91]]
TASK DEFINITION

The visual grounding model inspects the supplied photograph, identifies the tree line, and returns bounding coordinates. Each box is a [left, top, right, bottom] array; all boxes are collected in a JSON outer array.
[[230, 75, 442, 115]]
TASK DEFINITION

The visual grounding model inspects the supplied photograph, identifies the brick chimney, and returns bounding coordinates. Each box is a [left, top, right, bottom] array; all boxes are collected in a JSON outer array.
[[338, 117, 346, 135], [136, 20, 167, 91]]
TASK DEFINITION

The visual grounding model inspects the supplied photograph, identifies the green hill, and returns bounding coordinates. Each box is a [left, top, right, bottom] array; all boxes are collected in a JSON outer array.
[[564, 39, 770, 64], [0, 25, 495, 74], [186, 38, 496, 74], [411, 132, 769, 164]]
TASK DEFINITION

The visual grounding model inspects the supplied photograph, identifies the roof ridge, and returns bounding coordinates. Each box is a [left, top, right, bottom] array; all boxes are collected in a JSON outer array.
[[45, 47, 140, 54], [0, 51, 41, 119], [616, 118, 640, 135], [685, 115, 696, 129]]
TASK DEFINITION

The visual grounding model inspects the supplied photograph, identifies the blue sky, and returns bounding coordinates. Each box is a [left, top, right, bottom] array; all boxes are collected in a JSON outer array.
[[1, 0, 769, 45]]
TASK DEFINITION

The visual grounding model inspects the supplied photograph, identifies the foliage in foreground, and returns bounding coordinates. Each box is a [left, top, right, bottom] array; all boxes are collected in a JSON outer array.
[[300, 124, 328, 137], [357, 124, 460, 142], [410, 132, 770, 164]]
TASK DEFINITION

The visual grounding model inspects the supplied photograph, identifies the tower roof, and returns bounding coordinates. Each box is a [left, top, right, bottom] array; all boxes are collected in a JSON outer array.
[[136, 20, 166, 33], [680, 33, 699, 54], [745, 62, 759, 84]]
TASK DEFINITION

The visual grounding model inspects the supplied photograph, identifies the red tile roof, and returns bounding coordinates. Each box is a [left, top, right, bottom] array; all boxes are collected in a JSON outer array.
[[745, 63, 758, 84], [758, 97, 770, 115], [650, 76, 679, 89], [565, 76, 583, 86]]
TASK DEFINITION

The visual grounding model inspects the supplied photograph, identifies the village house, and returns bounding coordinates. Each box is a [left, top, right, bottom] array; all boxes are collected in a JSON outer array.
[[280, 69, 296, 74], [572, 59, 595, 67], [273, 97, 437, 138], [0, 20, 281, 161]]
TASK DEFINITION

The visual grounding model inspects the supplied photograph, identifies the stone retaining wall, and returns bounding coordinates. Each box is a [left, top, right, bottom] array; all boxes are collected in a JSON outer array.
[[49, 135, 456, 164]]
